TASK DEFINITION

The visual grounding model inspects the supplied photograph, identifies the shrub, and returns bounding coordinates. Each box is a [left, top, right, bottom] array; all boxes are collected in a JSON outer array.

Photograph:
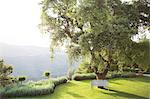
[[0, 59, 13, 87], [0, 77, 68, 98], [1, 79, 55, 97], [0, 87, 5, 97], [44, 71, 50, 79], [11, 77, 19, 84], [106, 72, 138, 79], [72, 72, 139, 81], [72, 73, 96, 81], [52, 76, 68, 86], [110, 74, 122, 78], [18, 76, 26, 84], [121, 73, 137, 78]]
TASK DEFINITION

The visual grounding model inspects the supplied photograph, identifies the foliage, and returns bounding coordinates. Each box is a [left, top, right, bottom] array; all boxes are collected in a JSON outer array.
[[0, 59, 13, 87], [10, 77, 19, 86], [44, 71, 50, 78], [75, 62, 93, 74], [119, 39, 150, 72], [76, 61, 120, 73], [0, 77, 68, 97], [133, 40, 150, 71], [40, 0, 149, 76], [72, 72, 138, 81], [72, 73, 96, 80], [0, 79, 54, 97], [18, 76, 26, 84], [132, 0, 149, 27], [52, 76, 68, 86]]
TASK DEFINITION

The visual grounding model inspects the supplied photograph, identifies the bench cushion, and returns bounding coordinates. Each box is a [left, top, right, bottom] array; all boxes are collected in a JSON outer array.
[[91, 80, 108, 87]]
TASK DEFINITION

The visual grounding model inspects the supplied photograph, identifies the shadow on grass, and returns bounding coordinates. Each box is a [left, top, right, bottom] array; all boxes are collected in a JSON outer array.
[[101, 88, 147, 99], [66, 92, 85, 98], [124, 77, 150, 84], [112, 77, 150, 83]]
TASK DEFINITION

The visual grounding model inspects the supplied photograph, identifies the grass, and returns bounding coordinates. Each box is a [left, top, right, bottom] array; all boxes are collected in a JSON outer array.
[[12, 77, 150, 99]]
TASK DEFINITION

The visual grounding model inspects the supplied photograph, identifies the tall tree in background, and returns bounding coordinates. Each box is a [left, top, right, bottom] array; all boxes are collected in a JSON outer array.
[[134, 0, 149, 27], [0, 59, 13, 87], [116, 0, 150, 72], [41, 0, 149, 80]]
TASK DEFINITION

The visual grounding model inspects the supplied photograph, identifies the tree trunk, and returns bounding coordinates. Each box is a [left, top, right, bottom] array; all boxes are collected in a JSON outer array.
[[95, 63, 110, 89], [96, 73, 106, 89], [95, 72, 107, 80], [89, 48, 111, 89]]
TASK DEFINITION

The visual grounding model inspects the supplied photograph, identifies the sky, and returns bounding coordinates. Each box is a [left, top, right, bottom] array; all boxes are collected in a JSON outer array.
[[0, 0, 149, 47], [0, 0, 49, 47]]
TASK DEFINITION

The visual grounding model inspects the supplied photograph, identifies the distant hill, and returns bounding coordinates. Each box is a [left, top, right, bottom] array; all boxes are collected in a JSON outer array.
[[0, 43, 78, 81]]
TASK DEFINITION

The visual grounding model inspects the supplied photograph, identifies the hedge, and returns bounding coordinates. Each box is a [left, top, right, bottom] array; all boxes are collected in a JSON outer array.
[[0, 76, 68, 98], [72, 72, 139, 81], [72, 73, 96, 81]]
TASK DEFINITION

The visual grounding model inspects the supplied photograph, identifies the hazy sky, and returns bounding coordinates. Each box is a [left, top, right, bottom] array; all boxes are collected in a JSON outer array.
[[0, 0, 49, 47], [0, 0, 148, 47]]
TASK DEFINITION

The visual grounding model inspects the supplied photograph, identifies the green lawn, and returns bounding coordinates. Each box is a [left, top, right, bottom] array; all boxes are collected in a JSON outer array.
[[13, 77, 150, 99]]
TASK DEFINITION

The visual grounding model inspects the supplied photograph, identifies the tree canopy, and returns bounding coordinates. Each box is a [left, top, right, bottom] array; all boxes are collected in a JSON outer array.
[[41, 0, 150, 78], [0, 59, 13, 87]]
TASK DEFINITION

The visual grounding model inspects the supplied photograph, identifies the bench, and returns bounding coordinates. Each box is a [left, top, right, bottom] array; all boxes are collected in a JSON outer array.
[[91, 80, 108, 88]]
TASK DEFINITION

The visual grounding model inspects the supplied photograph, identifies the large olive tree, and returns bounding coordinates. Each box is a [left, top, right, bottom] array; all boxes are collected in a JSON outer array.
[[41, 0, 148, 79]]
